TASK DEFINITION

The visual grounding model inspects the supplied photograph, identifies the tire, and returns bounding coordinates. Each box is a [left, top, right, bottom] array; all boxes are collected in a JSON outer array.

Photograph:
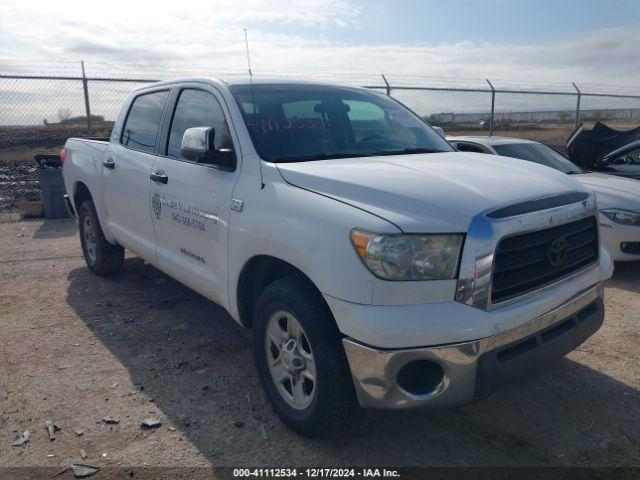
[[78, 200, 124, 275], [253, 276, 356, 437]]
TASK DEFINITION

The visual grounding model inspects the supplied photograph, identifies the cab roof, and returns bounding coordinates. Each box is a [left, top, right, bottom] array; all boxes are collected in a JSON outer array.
[[139, 76, 349, 90]]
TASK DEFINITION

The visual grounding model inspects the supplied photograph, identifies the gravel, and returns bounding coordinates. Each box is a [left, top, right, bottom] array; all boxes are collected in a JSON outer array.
[[0, 161, 40, 210]]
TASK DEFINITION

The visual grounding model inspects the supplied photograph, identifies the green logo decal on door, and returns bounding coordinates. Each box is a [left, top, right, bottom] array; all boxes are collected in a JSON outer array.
[[152, 193, 162, 219]]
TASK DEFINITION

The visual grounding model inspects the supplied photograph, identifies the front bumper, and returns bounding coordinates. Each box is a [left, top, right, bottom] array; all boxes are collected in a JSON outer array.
[[599, 220, 640, 261], [343, 282, 604, 409]]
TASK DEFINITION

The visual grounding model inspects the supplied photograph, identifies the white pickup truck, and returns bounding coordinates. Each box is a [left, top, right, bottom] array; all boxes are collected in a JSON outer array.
[[61, 77, 613, 436]]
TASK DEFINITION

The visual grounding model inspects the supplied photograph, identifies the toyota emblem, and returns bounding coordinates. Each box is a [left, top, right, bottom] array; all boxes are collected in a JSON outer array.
[[548, 237, 568, 267]]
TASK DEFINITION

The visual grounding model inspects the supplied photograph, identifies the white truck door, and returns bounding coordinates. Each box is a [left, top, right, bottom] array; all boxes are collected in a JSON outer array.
[[104, 89, 170, 261], [149, 87, 240, 305]]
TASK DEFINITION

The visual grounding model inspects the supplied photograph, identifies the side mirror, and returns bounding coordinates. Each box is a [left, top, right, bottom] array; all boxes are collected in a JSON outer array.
[[181, 127, 236, 170], [432, 126, 446, 138]]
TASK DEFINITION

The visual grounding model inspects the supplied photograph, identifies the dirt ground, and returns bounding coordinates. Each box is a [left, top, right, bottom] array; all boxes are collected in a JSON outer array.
[[1, 217, 639, 472]]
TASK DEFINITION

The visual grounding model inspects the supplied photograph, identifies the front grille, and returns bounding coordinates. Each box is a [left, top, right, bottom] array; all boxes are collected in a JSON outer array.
[[491, 216, 598, 303]]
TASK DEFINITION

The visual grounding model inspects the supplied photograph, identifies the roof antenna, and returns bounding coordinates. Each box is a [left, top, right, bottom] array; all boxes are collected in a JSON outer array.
[[244, 28, 264, 188], [244, 28, 253, 79]]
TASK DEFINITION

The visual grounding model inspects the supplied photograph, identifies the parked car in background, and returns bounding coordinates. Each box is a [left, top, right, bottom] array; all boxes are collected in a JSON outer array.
[[567, 122, 640, 179], [59, 78, 613, 436], [594, 140, 640, 179], [447, 136, 640, 261]]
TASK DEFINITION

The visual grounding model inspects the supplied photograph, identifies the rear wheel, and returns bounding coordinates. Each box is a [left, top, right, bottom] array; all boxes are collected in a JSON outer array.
[[78, 200, 124, 275], [253, 276, 356, 436]]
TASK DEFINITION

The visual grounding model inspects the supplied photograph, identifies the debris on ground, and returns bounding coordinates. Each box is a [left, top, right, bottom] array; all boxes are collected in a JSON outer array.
[[140, 418, 162, 429], [168, 426, 176, 432], [102, 416, 120, 424], [45, 420, 60, 441], [70, 464, 99, 478], [234, 421, 244, 428], [74, 429, 85, 436], [80, 449, 87, 459], [47, 454, 56, 458], [260, 424, 269, 440], [11, 431, 31, 447]]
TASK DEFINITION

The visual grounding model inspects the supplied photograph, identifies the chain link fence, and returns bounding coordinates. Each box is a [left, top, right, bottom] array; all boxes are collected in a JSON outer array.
[[2, 61, 640, 209], [3, 63, 640, 153]]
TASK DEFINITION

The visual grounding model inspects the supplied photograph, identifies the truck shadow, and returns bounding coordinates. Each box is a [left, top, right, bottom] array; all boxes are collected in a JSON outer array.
[[606, 261, 640, 294], [31, 217, 77, 239], [65, 259, 640, 467]]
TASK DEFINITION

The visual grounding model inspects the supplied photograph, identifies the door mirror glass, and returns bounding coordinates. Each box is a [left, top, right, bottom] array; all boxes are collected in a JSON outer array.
[[181, 127, 236, 169]]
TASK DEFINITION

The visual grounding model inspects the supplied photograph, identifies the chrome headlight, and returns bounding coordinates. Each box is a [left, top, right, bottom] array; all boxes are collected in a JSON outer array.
[[350, 229, 464, 280], [600, 208, 640, 226]]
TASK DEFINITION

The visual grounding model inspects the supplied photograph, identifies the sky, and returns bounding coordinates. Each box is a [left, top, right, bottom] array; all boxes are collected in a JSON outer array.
[[1, 0, 640, 86]]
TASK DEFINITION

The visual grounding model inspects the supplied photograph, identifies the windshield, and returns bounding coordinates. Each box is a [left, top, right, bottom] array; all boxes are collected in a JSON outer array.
[[493, 142, 585, 174], [230, 84, 454, 162]]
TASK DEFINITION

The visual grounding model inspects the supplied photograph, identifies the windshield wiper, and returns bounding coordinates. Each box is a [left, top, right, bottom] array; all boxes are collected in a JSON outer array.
[[272, 152, 372, 163], [270, 147, 447, 163], [566, 170, 584, 175], [372, 147, 448, 156]]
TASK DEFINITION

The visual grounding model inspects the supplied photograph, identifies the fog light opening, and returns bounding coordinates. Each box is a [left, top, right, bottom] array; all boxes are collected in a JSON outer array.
[[396, 359, 445, 396], [621, 242, 640, 255]]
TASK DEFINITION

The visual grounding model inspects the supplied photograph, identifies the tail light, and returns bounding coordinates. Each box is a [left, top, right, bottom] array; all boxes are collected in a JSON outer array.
[[60, 148, 67, 166]]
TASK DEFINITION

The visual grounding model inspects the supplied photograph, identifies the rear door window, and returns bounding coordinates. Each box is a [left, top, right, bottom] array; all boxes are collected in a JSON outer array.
[[120, 90, 169, 154]]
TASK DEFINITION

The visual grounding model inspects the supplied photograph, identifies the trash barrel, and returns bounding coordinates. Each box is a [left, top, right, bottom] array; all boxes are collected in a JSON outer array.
[[34, 154, 70, 219]]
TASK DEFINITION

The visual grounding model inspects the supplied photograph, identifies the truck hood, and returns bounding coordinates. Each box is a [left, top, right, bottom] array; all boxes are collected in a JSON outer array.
[[572, 172, 640, 211], [277, 152, 586, 232]]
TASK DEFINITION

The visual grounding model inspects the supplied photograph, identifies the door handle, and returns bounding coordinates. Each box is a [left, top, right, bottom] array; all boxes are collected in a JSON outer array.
[[103, 158, 115, 169], [150, 171, 168, 184]]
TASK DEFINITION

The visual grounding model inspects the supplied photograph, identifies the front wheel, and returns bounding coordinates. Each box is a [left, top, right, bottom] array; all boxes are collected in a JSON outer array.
[[253, 276, 356, 436]]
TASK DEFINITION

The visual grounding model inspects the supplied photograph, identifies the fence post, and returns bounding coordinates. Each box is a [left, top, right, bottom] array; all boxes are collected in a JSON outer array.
[[381, 74, 391, 96], [572, 82, 581, 128], [486, 79, 495, 136], [81, 61, 93, 136]]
